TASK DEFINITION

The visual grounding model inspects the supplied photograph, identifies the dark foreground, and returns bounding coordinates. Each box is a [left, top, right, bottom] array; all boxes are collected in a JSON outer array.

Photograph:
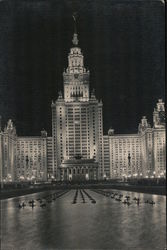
[[1, 189, 166, 250], [0, 183, 166, 200]]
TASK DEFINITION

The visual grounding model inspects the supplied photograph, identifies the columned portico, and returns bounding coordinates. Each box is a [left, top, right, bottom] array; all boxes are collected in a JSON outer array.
[[59, 157, 98, 181]]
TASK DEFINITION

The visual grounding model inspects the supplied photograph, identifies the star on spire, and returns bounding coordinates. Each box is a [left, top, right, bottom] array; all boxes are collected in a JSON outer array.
[[72, 12, 78, 33]]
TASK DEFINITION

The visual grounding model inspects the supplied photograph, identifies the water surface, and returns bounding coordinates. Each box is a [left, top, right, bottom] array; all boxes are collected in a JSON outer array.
[[1, 189, 166, 250]]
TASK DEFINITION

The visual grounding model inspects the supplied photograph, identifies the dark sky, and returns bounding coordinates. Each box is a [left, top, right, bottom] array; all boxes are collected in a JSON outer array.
[[0, 0, 165, 136]]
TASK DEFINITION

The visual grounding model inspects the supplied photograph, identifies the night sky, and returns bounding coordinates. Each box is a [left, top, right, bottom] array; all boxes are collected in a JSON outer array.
[[0, 0, 165, 136]]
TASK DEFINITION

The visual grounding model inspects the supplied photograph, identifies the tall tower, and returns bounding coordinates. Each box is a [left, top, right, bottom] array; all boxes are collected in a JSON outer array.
[[51, 22, 103, 181], [153, 99, 165, 128], [2, 120, 17, 181], [152, 99, 166, 177]]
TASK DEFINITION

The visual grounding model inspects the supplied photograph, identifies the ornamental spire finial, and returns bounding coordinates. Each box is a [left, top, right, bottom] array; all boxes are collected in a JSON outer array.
[[72, 13, 79, 46]]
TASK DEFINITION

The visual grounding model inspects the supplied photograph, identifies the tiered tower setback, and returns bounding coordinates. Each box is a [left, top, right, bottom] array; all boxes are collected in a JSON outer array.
[[51, 32, 103, 181], [0, 27, 166, 182]]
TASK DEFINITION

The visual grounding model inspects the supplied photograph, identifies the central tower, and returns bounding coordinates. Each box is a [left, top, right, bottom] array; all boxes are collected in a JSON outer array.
[[63, 33, 90, 103], [51, 27, 104, 181]]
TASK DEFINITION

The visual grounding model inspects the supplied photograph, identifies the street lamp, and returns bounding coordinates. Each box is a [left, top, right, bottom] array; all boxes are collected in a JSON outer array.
[[19, 175, 25, 182], [51, 175, 55, 183], [40, 171, 44, 182], [103, 173, 106, 180], [153, 171, 156, 178], [31, 175, 35, 183], [85, 173, 89, 181], [68, 174, 72, 181], [7, 174, 12, 182], [160, 172, 163, 178]]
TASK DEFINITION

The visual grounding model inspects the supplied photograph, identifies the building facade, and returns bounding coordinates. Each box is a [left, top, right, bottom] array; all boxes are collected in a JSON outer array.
[[51, 32, 103, 181], [107, 132, 142, 179], [0, 126, 49, 182], [0, 31, 166, 183], [0, 119, 17, 182], [103, 99, 166, 179], [16, 130, 48, 182]]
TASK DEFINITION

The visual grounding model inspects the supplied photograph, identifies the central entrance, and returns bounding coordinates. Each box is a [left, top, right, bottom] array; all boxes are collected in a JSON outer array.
[[59, 156, 98, 181]]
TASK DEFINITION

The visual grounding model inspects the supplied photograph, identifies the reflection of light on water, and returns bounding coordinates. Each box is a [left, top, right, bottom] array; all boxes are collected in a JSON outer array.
[[1, 189, 166, 250]]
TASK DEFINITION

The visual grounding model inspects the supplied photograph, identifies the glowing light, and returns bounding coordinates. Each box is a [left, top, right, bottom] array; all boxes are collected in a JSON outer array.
[[85, 173, 89, 180]]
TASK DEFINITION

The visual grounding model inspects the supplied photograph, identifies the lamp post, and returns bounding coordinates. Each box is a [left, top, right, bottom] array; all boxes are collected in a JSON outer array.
[[40, 171, 44, 182], [103, 173, 106, 181], [19, 175, 25, 182], [122, 166, 126, 182], [113, 169, 116, 179], [8, 174, 12, 182], [51, 175, 55, 183], [147, 170, 150, 178], [153, 171, 156, 178], [128, 153, 131, 178], [160, 172, 165, 179], [69, 174, 72, 181], [85, 173, 89, 181], [133, 173, 137, 178]]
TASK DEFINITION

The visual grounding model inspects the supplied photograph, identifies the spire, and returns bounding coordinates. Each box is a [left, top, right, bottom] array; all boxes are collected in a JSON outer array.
[[72, 13, 79, 46], [72, 12, 77, 33]]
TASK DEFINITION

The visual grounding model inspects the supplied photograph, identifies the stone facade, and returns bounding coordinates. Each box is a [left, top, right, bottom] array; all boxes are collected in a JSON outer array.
[[0, 120, 17, 182], [102, 99, 166, 179], [0, 31, 166, 182], [51, 32, 103, 181], [16, 130, 47, 182]]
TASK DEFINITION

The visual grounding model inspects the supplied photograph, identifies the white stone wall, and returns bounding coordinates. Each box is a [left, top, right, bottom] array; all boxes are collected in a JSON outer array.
[[47, 137, 53, 179], [52, 35, 103, 180], [108, 134, 142, 179], [16, 137, 47, 181], [103, 135, 110, 179], [153, 129, 166, 177]]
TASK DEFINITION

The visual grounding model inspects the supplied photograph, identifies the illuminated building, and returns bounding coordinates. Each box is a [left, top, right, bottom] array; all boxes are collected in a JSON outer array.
[[16, 129, 48, 182], [0, 27, 166, 182], [103, 99, 166, 179], [51, 31, 103, 181], [0, 119, 17, 182]]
